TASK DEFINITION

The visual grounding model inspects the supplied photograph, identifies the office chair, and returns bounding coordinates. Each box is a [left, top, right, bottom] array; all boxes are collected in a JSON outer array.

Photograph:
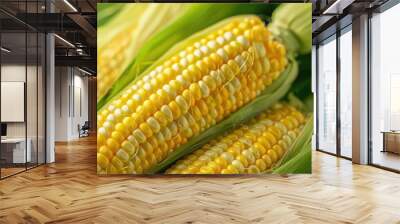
[[79, 121, 90, 138]]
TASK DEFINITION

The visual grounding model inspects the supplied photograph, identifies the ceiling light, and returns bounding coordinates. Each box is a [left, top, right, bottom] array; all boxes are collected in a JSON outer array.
[[323, 0, 354, 15], [54, 34, 75, 48], [1, 47, 11, 53], [63, 0, 78, 12], [78, 67, 93, 76]]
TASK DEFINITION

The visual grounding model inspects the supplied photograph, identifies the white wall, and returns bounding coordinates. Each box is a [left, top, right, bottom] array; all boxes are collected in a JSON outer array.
[[55, 67, 69, 141], [1, 65, 36, 137], [54, 67, 89, 141]]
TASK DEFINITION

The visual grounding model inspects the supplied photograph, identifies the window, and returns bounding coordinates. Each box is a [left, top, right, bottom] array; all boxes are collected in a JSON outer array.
[[370, 3, 400, 171], [339, 27, 352, 158], [317, 35, 337, 154]]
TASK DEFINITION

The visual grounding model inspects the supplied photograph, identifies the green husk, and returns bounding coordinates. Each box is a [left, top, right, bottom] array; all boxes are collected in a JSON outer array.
[[97, 3, 277, 111], [148, 59, 298, 174], [272, 115, 313, 172], [269, 3, 312, 55], [97, 3, 125, 28], [97, 4, 188, 100], [273, 141, 312, 174]]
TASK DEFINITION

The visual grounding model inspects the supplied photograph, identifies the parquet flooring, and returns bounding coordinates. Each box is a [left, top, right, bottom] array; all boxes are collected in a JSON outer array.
[[0, 136, 400, 224]]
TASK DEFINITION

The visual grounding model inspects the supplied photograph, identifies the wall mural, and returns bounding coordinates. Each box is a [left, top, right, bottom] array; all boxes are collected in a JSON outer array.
[[96, 3, 313, 175]]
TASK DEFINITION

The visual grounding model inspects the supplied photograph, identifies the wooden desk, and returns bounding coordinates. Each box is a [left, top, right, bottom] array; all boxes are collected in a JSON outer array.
[[382, 131, 400, 154], [1, 138, 32, 164]]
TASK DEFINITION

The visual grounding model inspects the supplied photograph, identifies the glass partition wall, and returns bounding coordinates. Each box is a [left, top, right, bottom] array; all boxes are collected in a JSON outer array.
[[0, 2, 46, 179], [316, 25, 353, 159]]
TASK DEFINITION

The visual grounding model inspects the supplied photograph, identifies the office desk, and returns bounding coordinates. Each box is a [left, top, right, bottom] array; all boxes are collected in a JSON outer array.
[[1, 138, 31, 164], [382, 131, 400, 154]]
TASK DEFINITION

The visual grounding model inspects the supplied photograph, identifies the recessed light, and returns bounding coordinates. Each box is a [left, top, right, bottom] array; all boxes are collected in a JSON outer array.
[[54, 34, 75, 48], [1, 47, 11, 53], [78, 67, 93, 76], [63, 0, 78, 12]]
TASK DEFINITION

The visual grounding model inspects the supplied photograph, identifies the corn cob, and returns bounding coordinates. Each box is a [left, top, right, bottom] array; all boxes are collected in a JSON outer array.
[[98, 4, 185, 100], [97, 15, 288, 174], [166, 103, 306, 174]]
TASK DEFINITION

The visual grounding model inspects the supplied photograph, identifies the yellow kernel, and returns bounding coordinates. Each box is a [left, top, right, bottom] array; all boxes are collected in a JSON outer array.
[[154, 111, 168, 127], [111, 131, 124, 143], [255, 159, 267, 171], [253, 142, 266, 155], [221, 169, 232, 174], [121, 140, 136, 156], [262, 154, 272, 169], [207, 161, 221, 173], [131, 113, 144, 126], [122, 116, 136, 130], [99, 146, 113, 159], [226, 165, 239, 174], [272, 145, 284, 157], [139, 123, 153, 138], [199, 166, 214, 174], [168, 101, 181, 119], [246, 165, 260, 174], [267, 150, 278, 163], [106, 138, 120, 153], [268, 126, 282, 139], [97, 153, 109, 169], [236, 155, 249, 168], [182, 89, 194, 106], [111, 156, 124, 169], [189, 83, 202, 101], [215, 157, 228, 168], [231, 160, 245, 173], [263, 132, 277, 145], [227, 146, 241, 157], [249, 146, 261, 160]]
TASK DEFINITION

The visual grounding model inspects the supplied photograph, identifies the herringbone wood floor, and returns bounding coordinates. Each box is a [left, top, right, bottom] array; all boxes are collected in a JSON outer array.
[[0, 136, 399, 224]]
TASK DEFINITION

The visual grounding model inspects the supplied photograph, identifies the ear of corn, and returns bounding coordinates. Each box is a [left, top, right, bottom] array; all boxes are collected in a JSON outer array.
[[165, 103, 307, 174], [97, 15, 291, 174], [97, 4, 277, 110], [97, 4, 186, 101], [147, 60, 298, 174]]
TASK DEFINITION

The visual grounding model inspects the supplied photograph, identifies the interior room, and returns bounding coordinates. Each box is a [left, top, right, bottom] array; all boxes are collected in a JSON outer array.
[[314, 0, 400, 172], [0, 0, 399, 223], [0, 13, 46, 178], [370, 3, 400, 171]]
